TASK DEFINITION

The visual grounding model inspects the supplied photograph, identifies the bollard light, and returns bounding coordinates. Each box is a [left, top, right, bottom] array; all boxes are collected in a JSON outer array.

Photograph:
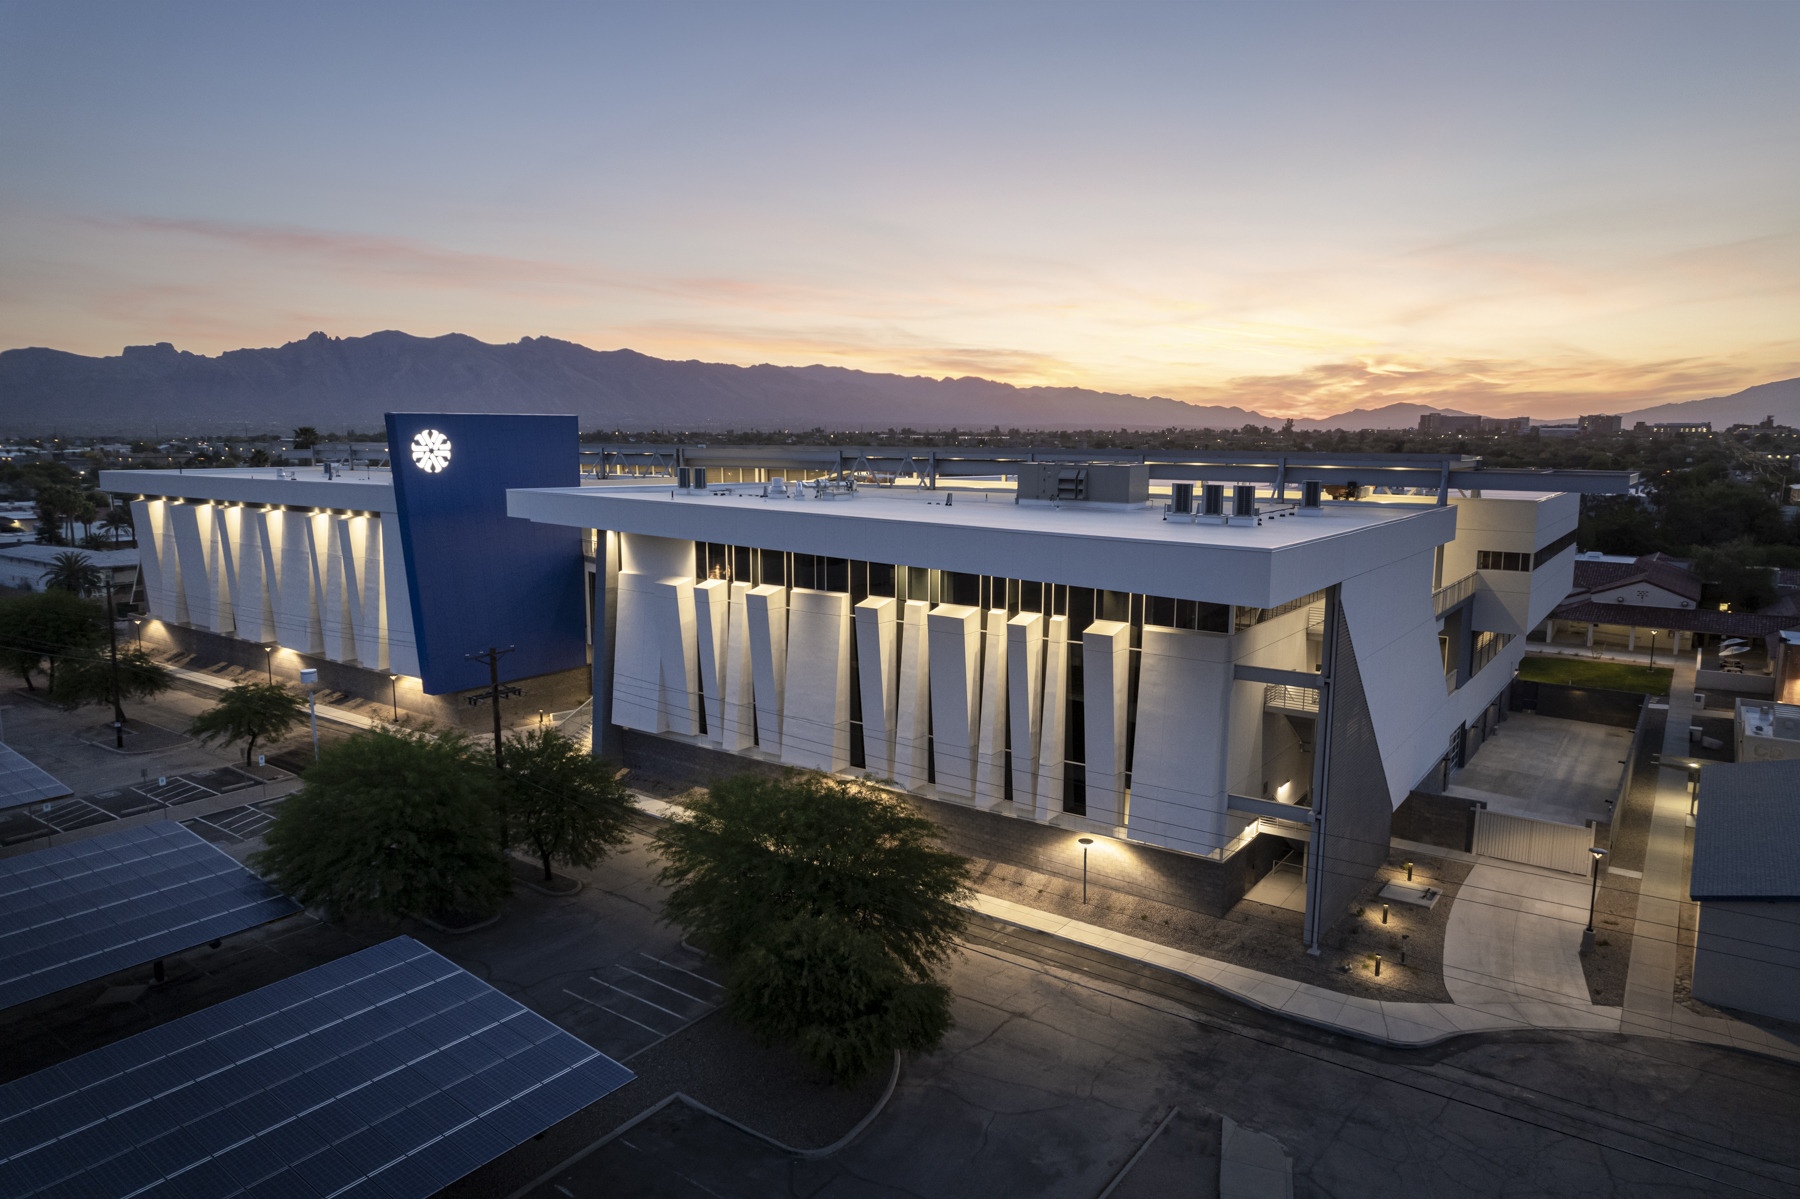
[[1374, 954, 1382, 977], [1381, 903, 1389, 925], [1405, 861, 1414, 881]]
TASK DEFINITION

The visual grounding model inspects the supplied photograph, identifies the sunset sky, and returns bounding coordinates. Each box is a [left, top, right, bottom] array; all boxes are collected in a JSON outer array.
[[2, 1, 1796, 419]]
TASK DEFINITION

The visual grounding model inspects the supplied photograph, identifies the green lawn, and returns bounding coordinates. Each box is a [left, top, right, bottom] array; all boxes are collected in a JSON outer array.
[[1518, 655, 1673, 696]]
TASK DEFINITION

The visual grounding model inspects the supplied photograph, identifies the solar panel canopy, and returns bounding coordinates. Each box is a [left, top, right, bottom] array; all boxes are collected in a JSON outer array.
[[0, 820, 301, 1010], [0, 742, 70, 809], [0, 937, 635, 1198]]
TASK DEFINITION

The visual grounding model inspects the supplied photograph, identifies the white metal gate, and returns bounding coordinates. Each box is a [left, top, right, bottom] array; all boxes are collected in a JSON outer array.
[[1471, 810, 1596, 875]]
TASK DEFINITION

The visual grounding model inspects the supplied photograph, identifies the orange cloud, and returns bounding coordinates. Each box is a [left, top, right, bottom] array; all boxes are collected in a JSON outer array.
[[1166, 352, 1800, 420]]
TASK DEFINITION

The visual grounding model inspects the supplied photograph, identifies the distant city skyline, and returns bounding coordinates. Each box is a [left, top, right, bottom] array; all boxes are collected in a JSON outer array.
[[2, 1, 1796, 419]]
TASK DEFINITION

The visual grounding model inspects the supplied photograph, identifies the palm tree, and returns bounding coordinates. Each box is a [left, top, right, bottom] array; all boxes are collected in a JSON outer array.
[[190, 682, 308, 766], [41, 551, 104, 597], [99, 508, 134, 546]]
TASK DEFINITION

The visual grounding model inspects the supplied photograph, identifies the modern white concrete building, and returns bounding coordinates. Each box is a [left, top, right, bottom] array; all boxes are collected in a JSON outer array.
[[98, 431, 1632, 943], [508, 457, 1604, 944], [98, 465, 424, 679], [97, 414, 597, 726]]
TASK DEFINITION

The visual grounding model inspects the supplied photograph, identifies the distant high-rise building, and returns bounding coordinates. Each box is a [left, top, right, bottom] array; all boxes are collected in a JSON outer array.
[[1578, 414, 1622, 434], [1418, 412, 1484, 436]]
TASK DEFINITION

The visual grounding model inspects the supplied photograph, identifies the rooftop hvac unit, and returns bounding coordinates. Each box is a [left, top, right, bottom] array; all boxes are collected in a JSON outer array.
[[1776, 712, 1800, 741], [1202, 484, 1224, 516], [1170, 483, 1193, 514], [1302, 480, 1323, 508], [693, 467, 708, 490], [678, 466, 693, 489], [1234, 485, 1256, 517]]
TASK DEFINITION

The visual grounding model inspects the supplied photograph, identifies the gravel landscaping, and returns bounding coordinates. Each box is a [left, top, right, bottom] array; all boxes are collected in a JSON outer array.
[[967, 850, 1470, 1003]]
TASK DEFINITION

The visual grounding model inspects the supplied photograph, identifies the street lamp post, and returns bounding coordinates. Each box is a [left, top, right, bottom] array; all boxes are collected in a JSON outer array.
[[131, 616, 143, 648], [299, 668, 320, 759], [262, 644, 274, 683], [1078, 837, 1094, 904], [388, 673, 400, 721], [1581, 845, 1609, 954]]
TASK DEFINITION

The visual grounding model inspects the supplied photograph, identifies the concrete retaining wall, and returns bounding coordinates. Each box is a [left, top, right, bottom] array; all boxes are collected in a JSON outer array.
[[1390, 789, 1478, 852], [1509, 680, 1645, 729]]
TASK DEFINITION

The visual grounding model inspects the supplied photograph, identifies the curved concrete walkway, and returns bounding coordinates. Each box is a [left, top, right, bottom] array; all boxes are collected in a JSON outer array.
[[629, 793, 1797, 1057], [1442, 861, 1602, 1014], [966, 892, 1620, 1048]]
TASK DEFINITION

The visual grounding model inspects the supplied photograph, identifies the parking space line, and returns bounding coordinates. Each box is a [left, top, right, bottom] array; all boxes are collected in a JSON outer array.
[[639, 953, 723, 988], [619, 965, 707, 1004], [589, 977, 685, 1020], [561, 988, 662, 1035], [619, 1005, 718, 1064]]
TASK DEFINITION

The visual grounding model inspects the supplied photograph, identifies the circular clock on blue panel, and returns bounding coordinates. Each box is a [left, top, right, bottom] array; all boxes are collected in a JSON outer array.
[[411, 428, 452, 473]]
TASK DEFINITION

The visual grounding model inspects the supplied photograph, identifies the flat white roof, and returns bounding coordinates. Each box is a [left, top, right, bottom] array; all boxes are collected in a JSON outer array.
[[509, 482, 1458, 609], [99, 467, 396, 512]]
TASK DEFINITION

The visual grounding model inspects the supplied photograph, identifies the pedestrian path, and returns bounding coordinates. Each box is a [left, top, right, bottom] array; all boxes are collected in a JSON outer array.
[[968, 892, 1619, 1047], [626, 789, 1800, 1058], [1442, 861, 1595, 1009], [1616, 660, 1800, 1060], [164, 662, 382, 731]]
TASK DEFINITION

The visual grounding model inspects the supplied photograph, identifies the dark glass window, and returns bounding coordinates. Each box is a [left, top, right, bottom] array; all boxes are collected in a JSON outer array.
[[1477, 550, 1530, 572], [868, 561, 896, 597], [1533, 529, 1579, 569], [944, 571, 981, 607]]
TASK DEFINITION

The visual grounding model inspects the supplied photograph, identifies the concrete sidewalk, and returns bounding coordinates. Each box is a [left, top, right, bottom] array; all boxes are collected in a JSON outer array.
[[1442, 861, 1596, 1009], [1619, 659, 1800, 1061], [627, 793, 1800, 1058], [165, 662, 381, 731], [968, 892, 1619, 1046]]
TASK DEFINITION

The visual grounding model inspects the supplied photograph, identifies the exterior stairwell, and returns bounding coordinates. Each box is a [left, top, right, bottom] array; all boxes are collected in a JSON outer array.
[[556, 698, 595, 753]]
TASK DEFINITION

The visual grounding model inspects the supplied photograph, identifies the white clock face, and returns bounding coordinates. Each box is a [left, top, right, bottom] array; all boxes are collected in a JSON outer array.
[[411, 428, 451, 473]]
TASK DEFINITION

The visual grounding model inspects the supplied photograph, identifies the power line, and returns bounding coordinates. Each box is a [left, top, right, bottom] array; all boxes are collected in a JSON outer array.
[[957, 932, 1800, 1197]]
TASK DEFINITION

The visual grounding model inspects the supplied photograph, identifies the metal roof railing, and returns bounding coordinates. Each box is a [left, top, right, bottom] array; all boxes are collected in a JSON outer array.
[[1433, 571, 1478, 617]]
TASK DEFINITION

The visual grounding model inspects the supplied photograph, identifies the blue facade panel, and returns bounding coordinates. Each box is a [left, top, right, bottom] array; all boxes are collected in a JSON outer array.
[[385, 412, 586, 694]]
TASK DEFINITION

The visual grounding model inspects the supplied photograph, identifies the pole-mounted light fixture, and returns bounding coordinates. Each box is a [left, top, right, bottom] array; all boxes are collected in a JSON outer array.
[[1078, 837, 1094, 904], [1581, 845, 1609, 954]]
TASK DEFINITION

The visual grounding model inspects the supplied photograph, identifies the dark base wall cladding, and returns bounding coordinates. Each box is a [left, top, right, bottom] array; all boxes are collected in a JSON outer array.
[[620, 728, 1288, 918], [1509, 680, 1647, 729], [145, 622, 593, 733], [1390, 790, 1478, 853]]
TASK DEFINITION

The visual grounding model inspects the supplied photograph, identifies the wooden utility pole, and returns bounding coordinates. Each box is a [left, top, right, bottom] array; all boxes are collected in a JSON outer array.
[[464, 646, 521, 769], [105, 566, 125, 748]]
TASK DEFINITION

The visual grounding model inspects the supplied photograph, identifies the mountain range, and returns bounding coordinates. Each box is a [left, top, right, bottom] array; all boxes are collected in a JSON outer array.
[[0, 330, 1794, 436]]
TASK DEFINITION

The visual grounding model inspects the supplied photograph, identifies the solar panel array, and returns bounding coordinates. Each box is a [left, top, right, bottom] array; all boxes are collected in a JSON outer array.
[[0, 821, 301, 1010], [0, 742, 70, 809], [0, 937, 635, 1198]]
